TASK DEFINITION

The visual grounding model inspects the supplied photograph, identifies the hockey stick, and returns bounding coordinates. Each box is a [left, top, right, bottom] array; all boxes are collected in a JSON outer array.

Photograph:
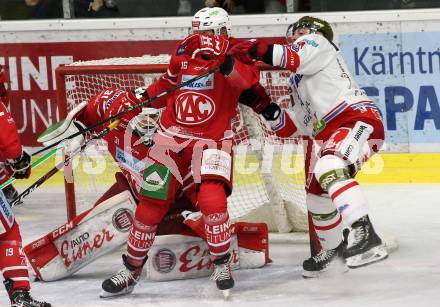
[[0, 148, 58, 190], [32, 67, 218, 157], [10, 120, 120, 206]]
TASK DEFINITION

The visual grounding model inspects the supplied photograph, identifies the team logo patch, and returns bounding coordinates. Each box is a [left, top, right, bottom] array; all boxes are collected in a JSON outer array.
[[175, 91, 215, 125], [176, 45, 185, 56], [322, 128, 351, 154], [112, 208, 134, 233], [192, 21, 200, 29], [141, 164, 172, 200], [153, 248, 176, 273], [292, 41, 305, 52]]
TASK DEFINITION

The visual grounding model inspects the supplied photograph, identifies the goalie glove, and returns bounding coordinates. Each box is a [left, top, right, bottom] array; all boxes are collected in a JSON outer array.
[[38, 101, 88, 156], [7, 149, 31, 179]]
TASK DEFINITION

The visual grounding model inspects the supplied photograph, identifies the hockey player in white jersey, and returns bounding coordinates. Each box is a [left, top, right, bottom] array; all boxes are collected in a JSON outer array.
[[229, 16, 388, 277]]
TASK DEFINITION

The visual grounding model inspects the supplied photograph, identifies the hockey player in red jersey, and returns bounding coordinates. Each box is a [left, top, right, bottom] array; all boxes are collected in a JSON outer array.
[[229, 16, 388, 277], [0, 98, 51, 306], [32, 87, 268, 284], [96, 31, 273, 297], [0, 64, 22, 205]]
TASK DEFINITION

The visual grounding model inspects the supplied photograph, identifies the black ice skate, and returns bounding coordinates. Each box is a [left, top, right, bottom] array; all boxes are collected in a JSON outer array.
[[211, 253, 234, 299], [302, 241, 348, 278], [100, 255, 144, 299], [344, 215, 388, 268], [4, 279, 51, 307]]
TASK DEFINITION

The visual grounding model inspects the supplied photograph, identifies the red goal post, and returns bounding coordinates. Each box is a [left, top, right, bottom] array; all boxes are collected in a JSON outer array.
[[54, 56, 308, 236]]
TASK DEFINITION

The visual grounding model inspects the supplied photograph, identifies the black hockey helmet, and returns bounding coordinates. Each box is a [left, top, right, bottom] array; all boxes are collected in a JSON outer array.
[[286, 16, 333, 43]]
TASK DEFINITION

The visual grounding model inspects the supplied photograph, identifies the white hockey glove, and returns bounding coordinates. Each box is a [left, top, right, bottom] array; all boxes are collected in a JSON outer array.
[[38, 101, 88, 156]]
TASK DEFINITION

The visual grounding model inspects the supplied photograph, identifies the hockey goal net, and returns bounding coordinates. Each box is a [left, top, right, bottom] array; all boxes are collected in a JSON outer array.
[[55, 55, 308, 235]]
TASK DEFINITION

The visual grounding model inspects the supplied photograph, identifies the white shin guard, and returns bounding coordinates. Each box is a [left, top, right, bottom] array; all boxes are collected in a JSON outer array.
[[328, 179, 369, 227], [307, 193, 343, 250]]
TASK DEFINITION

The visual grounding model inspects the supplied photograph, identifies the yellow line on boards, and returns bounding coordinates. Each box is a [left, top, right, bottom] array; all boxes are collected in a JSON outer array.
[[9, 153, 439, 188]]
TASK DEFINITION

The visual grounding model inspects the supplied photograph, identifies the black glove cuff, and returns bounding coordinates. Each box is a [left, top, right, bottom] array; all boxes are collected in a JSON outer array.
[[261, 103, 281, 121]]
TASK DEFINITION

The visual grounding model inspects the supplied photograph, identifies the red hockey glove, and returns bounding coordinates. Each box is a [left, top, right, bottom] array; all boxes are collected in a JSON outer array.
[[7, 150, 31, 179], [181, 33, 230, 61], [228, 39, 269, 64]]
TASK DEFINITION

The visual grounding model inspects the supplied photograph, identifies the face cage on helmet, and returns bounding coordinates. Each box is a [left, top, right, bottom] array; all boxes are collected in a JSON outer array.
[[285, 21, 321, 44]]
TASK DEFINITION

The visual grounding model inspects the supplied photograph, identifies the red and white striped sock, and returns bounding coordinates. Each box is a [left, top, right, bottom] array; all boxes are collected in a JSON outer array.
[[328, 179, 369, 226], [198, 180, 231, 260], [307, 193, 344, 250], [203, 212, 231, 259], [0, 223, 30, 293], [126, 219, 157, 268]]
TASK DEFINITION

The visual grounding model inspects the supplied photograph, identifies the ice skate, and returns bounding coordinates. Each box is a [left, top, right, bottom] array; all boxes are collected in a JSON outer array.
[[211, 253, 234, 299], [302, 241, 348, 278], [100, 255, 144, 299], [344, 215, 388, 268], [5, 279, 51, 307]]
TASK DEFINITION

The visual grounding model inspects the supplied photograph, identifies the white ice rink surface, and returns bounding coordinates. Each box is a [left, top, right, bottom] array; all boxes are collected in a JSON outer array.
[[1, 184, 439, 307]]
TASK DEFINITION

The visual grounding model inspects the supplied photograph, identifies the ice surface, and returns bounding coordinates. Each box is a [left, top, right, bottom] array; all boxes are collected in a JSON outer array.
[[1, 185, 439, 307]]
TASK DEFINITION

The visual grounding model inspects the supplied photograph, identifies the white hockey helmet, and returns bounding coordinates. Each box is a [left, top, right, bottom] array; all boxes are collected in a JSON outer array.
[[191, 7, 231, 37]]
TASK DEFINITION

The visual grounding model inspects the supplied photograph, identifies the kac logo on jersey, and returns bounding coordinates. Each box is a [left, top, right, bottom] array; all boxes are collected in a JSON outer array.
[[175, 91, 215, 125], [181, 74, 214, 90]]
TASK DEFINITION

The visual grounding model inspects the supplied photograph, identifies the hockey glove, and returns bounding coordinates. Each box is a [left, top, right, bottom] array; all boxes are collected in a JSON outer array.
[[239, 83, 271, 113], [7, 150, 31, 179], [261, 103, 281, 121], [228, 39, 269, 64], [181, 33, 229, 61], [133, 86, 149, 102]]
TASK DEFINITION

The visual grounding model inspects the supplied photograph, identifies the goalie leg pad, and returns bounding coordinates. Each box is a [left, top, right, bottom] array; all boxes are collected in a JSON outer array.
[[24, 190, 136, 281], [144, 221, 269, 281]]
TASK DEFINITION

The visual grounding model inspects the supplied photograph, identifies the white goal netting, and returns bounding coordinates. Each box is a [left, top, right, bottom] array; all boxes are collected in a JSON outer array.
[[56, 55, 308, 233]]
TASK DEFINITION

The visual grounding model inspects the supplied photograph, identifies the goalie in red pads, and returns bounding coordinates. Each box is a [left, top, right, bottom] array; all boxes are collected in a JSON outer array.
[[29, 85, 269, 287]]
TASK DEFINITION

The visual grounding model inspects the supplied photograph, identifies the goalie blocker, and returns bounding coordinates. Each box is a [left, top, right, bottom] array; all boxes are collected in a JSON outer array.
[[24, 173, 269, 282]]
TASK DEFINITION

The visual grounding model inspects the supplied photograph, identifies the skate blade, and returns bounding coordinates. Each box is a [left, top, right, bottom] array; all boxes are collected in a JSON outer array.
[[302, 258, 349, 279], [222, 289, 231, 300], [347, 245, 388, 268], [99, 288, 134, 299]]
